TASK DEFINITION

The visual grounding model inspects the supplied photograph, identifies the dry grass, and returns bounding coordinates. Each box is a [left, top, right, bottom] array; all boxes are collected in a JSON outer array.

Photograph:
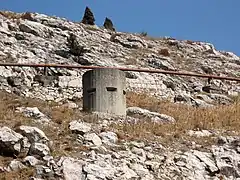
[[0, 91, 58, 128], [0, 168, 35, 180], [110, 92, 240, 147], [0, 89, 239, 174], [125, 57, 138, 65], [0, 90, 239, 145], [0, 157, 34, 180], [84, 25, 101, 33], [0, 90, 86, 158], [0, 90, 101, 160], [158, 48, 170, 57], [0, 11, 33, 21], [0, 90, 92, 180], [126, 48, 153, 65]]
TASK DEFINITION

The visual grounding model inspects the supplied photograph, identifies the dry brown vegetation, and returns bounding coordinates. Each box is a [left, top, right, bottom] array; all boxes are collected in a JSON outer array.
[[126, 48, 153, 65], [0, 11, 33, 21], [0, 90, 239, 146], [0, 91, 57, 128], [0, 91, 86, 158], [110, 92, 240, 148], [158, 48, 170, 57], [0, 168, 35, 180], [0, 90, 239, 175], [0, 90, 93, 178], [0, 156, 35, 179]]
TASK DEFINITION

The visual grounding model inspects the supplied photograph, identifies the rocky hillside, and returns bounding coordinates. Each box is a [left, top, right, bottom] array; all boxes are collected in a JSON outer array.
[[0, 10, 239, 180]]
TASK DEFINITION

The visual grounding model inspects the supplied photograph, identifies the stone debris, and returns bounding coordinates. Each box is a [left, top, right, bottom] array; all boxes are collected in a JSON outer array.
[[29, 143, 50, 157], [188, 130, 214, 137], [0, 126, 239, 179], [99, 131, 118, 145], [15, 126, 49, 144], [0, 126, 23, 156], [16, 107, 50, 123], [62, 101, 78, 109], [59, 157, 84, 180], [7, 159, 26, 171], [83, 133, 102, 147], [23, 156, 41, 167], [69, 120, 92, 135], [127, 106, 175, 123]]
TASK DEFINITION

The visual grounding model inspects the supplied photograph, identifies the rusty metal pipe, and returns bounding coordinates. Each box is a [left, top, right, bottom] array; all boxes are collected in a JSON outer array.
[[0, 63, 239, 82]]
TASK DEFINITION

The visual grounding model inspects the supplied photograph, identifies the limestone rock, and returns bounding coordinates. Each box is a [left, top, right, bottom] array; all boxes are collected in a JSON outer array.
[[33, 75, 58, 87], [58, 76, 81, 88], [111, 33, 147, 49], [0, 10, 238, 106], [29, 143, 50, 157], [23, 156, 41, 167], [130, 141, 145, 148], [67, 33, 89, 56], [7, 76, 23, 87], [209, 93, 233, 105], [83, 163, 115, 180], [58, 157, 85, 180], [188, 130, 213, 137], [129, 163, 151, 178], [84, 133, 102, 147], [193, 150, 218, 173], [148, 58, 176, 71], [7, 160, 26, 171], [99, 131, 118, 145], [127, 107, 175, 123], [16, 107, 50, 123], [0, 127, 23, 156], [15, 126, 49, 144], [117, 164, 138, 179], [151, 113, 176, 123], [127, 106, 150, 115], [212, 145, 240, 178], [35, 165, 54, 179], [174, 94, 192, 104], [19, 20, 50, 37], [69, 120, 91, 135], [62, 101, 78, 109]]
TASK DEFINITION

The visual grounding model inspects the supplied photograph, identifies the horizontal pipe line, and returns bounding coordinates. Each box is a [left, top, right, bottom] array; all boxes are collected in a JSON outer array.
[[0, 63, 239, 82]]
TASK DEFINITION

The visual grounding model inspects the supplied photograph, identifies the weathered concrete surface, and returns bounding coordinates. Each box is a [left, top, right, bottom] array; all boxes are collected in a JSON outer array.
[[83, 69, 126, 115]]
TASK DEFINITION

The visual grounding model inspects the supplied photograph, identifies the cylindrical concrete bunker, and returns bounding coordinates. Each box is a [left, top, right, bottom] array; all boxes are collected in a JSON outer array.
[[83, 68, 126, 116]]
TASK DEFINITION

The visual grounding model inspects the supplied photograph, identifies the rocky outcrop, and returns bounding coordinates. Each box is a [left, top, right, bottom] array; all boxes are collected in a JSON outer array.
[[0, 127, 23, 156], [0, 124, 239, 179], [59, 157, 85, 180], [67, 33, 90, 56], [0, 10, 238, 104], [127, 106, 176, 123], [15, 126, 49, 144], [16, 107, 50, 123], [69, 120, 91, 135], [110, 33, 148, 49]]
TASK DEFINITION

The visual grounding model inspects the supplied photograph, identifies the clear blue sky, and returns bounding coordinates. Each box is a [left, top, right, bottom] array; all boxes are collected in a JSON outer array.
[[1, 0, 240, 56]]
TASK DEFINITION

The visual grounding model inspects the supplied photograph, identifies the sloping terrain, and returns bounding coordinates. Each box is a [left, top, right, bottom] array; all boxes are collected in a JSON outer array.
[[0, 11, 239, 180]]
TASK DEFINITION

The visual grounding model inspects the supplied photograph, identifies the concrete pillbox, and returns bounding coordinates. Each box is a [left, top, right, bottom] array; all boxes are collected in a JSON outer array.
[[82, 68, 126, 116]]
